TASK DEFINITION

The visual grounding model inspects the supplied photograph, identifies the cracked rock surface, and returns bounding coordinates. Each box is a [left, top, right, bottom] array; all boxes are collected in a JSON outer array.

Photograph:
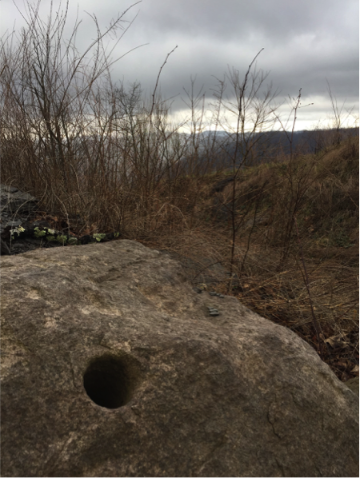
[[1, 239, 358, 477]]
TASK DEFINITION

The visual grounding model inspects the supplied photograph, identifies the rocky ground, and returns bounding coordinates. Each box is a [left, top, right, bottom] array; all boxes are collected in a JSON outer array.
[[0, 184, 68, 255]]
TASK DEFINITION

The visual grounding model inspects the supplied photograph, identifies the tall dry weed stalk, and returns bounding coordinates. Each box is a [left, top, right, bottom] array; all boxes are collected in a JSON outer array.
[[271, 89, 316, 270], [210, 49, 278, 286]]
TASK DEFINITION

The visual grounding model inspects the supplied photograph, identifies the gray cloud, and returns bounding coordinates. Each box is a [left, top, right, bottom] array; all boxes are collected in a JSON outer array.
[[1, 0, 358, 130]]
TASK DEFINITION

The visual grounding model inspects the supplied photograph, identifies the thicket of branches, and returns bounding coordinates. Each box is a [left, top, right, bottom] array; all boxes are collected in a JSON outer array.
[[0, 0, 286, 238], [1, 0, 358, 370]]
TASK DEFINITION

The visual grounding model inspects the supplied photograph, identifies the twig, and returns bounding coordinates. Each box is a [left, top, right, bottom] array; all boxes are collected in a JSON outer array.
[[294, 216, 329, 359]]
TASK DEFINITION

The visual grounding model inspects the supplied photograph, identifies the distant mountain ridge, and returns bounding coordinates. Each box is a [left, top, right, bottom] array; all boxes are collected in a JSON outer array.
[[177, 127, 359, 173]]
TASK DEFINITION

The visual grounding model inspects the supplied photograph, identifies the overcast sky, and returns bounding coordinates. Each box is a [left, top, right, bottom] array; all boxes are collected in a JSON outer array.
[[1, 0, 359, 131]]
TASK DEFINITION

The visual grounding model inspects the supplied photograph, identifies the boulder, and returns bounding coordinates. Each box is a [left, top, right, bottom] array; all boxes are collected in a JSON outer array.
[[0, 183, 38, 216], [345, 376, 359, 396], [1, 240, 358, 477], [0, 184, 48, 256]]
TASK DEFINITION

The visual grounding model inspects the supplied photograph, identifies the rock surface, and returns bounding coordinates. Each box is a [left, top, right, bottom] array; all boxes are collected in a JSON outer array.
[[1, 240, 358, 477], [0, 183, 38, 216], [345, 376, 359, 396], [0, 184, 63, 255]]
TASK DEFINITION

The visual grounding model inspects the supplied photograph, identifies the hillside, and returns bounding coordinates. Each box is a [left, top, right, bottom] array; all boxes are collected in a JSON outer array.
[[140, 134, 359, 382], [0, 0, 358, 384], [3, 133, 358, 382]]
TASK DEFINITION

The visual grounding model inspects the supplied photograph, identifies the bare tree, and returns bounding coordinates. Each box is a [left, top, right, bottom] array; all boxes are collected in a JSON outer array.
[[211, 50, 278, 286]]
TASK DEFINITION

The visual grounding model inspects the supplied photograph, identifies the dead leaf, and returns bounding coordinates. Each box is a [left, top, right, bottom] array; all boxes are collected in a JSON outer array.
[[324, 333, 349, 348], [351, 365, 359, 374], [335, 361, 349, 368]]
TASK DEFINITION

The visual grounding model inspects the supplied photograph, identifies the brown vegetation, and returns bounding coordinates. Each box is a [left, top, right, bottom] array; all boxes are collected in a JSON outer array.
[[1, 0, 358, 382]]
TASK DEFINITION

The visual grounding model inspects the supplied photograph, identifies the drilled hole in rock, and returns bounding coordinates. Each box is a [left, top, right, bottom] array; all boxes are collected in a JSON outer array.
[[83, 354, 135, 409]]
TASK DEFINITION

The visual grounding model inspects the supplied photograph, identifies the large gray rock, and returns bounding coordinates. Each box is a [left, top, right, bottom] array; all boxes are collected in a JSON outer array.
[[1, 240, 358, 477], [0, 183, 38, 216], [0, 184, 43, 256]]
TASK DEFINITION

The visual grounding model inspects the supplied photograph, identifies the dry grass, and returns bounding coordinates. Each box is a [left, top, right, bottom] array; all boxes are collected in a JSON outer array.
[[0, 0, 358, 382], [141, 137, 359, 381]]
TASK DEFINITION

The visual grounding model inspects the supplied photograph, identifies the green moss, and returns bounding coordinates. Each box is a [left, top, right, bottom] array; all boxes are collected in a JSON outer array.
[[93, 233, 106, 242], [45, 235, 57, 242], [33, 227, 46, 238], [68, 236, 79, 245], [55, 235, 68, 245], [7, 223, 120, 248], [10, 226, 25, 239]]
